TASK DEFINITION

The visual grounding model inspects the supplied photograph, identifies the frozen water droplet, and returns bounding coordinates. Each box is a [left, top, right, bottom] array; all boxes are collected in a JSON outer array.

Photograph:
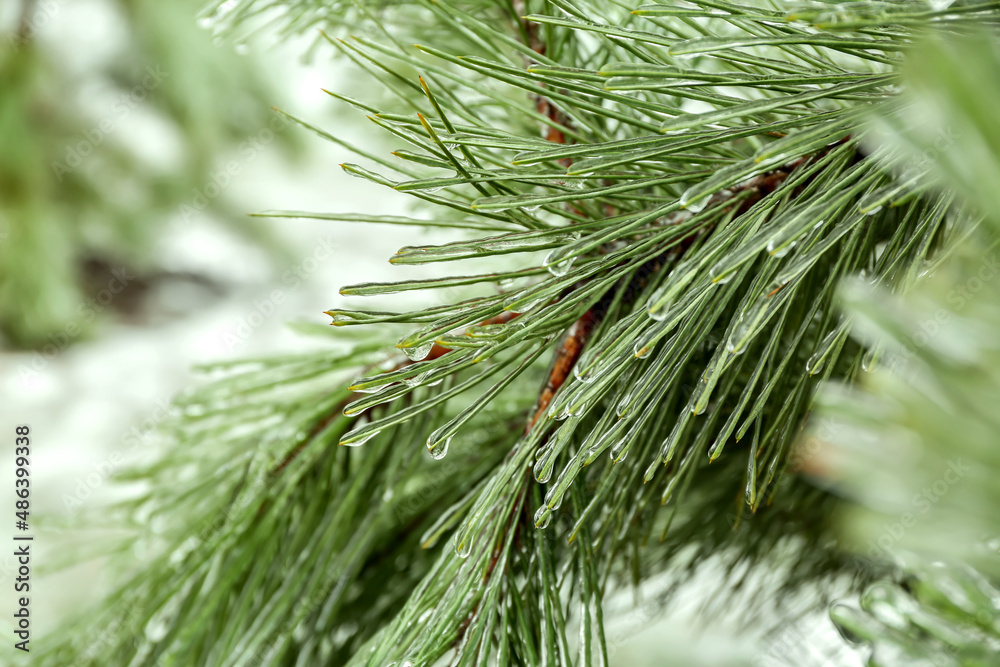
[[505, 291, 544, 312], [533, 457, 553, 483], [184, 404, 206, 417], [145, 617, 169, 643], [169, 537, 200, 566], [767, 235, 800, 258], [340, 429, 381, 447], [351, 382, 391, 395], [402, 341, 434, 361], [455, 537, 472, 558], [428, 436, 450, 460], [862, 346, 881, 372], [610, 437, 630, 463], [805, 352, 824, 375], [767, 240, 796, 258], [679, 188, 708, 212], [648, 306, 669, 322], [543, 248, 574, 277], [709, 260, 735, 284], [573, 363, 596, 384], [725, 326, 749, 356], [403, 372, 428, 388], [713, 272, 735, 285], [634, 342, 654, 358]]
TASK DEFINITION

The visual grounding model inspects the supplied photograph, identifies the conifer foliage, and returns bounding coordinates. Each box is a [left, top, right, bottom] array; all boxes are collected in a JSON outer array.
[[46, 2, 1000, 665]]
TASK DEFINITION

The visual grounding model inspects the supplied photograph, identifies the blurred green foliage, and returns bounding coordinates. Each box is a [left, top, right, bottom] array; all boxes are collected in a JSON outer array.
[[0, 0, 296, 349], [808, 29, 1000, 665]]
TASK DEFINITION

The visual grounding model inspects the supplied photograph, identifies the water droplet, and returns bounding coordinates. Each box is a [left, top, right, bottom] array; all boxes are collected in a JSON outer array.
[[234, 41, 249, 55], [403, 372, 429, 388], [544, 485, 565, 511], [573, 363, 597, 384], [725, 321, 751, 356], [634, 341, 654, 358], [428, 436, 451, 460], [183, 404, 206, 417], [679, 188, 708, 212], [543, 248, 574, 277], [328, 312, 357, 325], [708, 260, 736, 284], [610, 436, 630, 463], [196, 16, 214, 29], [454, 537, 472, 558], [504, 291, 545, 312], [766, 228, 799, 256], [862, 345, 882, 372], [805, 352, 824, 375], [533, 506, 552, 529], [805, 326, 846, 375], [340, 429, 381, 447], [401, 341, 434, 361], [145, 617, 169, 643], [647, 306, 670, 322], [767, 240, 796, 258], [689, 374, 715, 415], [533, 456, 554, 483], [168, 537, 200, 566], [350, 381, 391, 394]]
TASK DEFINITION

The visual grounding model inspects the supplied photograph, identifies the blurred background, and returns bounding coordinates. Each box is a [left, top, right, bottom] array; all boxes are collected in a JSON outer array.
[[0, 1, 860, 664]]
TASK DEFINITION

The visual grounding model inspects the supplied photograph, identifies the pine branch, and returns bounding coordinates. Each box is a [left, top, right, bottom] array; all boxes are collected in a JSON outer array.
[[40, 2, 1000, 665]]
